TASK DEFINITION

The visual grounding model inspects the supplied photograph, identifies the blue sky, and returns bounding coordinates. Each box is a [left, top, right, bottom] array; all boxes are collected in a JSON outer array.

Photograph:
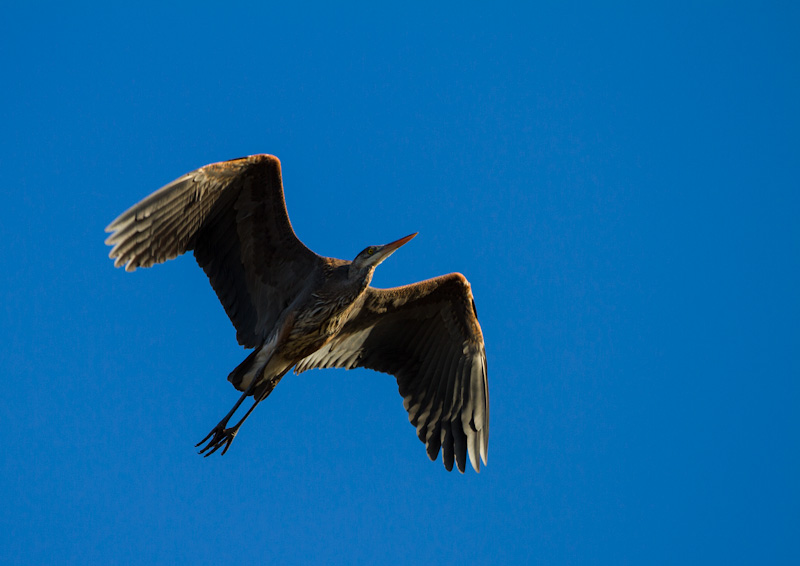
[[2, 2, 798, 564]]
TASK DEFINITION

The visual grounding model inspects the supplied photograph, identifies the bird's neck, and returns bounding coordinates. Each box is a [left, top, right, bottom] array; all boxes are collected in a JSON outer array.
[[317, 263, 372, 306], [348, 263, 374, 288], [359, 270, 373, 293]]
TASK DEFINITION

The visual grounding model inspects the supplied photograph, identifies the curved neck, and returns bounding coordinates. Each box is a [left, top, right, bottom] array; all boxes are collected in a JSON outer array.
[[348, 263, 374, 290]]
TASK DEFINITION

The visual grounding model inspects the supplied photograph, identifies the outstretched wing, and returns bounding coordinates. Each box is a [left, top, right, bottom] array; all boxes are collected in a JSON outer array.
[[295, 273, 489, 473], [105, 154, 323, 347]]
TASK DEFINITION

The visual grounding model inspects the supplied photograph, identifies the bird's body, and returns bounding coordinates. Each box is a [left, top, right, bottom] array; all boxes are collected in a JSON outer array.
[[230, 257, 372, 397], [105, 154, 488, 473]]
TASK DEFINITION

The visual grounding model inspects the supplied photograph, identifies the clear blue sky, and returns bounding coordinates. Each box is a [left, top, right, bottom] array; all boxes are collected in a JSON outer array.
[[2, 2, 798, 564]]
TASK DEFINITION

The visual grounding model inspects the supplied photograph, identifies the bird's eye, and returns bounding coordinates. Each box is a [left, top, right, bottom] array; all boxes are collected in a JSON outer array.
[[367, 247, 375, 255]]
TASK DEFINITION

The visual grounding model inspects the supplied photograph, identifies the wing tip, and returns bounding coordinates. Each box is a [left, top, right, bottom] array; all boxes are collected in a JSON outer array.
[[240, 153, 282, 171]]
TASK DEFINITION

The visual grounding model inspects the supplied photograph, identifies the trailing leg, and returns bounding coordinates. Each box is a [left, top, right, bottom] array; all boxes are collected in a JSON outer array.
[[196, 379, 257, 456], [197, 367, 290, 456]]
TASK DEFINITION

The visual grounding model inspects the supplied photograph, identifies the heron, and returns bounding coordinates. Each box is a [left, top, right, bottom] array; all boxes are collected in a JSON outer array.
[[105, 154, 488, 473]]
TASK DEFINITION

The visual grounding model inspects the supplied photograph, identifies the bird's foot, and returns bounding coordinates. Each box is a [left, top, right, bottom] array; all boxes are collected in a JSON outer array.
[[196, 422, 240, 457]]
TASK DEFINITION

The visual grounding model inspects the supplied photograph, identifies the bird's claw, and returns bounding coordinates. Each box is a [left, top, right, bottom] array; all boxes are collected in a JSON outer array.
[[197, 424, 238, 456]]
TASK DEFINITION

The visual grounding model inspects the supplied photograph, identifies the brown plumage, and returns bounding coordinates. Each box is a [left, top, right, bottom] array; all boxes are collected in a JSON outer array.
[[105, 154, 488, 473]]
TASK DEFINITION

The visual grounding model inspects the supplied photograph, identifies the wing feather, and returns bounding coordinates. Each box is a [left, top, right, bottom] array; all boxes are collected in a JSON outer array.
[[105, 154, 322, 347], [295, 272, 489, 473], [416, 342, 449, 442]]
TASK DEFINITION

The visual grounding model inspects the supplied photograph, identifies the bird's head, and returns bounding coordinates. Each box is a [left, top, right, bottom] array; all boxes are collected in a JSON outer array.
[[350, 232, 417, 277]]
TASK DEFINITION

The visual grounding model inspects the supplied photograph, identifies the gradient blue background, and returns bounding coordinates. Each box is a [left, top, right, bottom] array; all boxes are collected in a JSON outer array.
[[2, 3, 798, 564]]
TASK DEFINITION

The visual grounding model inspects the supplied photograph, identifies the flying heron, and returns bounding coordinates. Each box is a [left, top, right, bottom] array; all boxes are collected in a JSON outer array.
[[105, 154, 488, 473]]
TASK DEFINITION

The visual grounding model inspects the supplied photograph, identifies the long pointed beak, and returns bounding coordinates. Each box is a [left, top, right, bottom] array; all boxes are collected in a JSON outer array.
[[371, 232, 418, 266]]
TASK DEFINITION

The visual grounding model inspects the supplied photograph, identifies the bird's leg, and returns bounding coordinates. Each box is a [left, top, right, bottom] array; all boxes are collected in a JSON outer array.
[[197, 368, 290, 456], [204, 392, 266, 455], [196, 379, 257, 456], [200, 371, 288, 456], [198, 317, 296, 457]]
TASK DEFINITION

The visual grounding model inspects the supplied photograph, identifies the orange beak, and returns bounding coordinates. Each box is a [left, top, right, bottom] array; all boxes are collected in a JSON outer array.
[[370, 232, 418, 266]]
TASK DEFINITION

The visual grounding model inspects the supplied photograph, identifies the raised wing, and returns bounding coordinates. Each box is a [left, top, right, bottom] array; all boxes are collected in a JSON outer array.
[[295, 273, 489, 473], [105, 154, 322, 347]]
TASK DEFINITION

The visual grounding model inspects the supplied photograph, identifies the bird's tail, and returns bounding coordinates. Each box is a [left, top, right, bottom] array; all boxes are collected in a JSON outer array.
[[228, 346, 292, 397], [227, 349, 264, 392]]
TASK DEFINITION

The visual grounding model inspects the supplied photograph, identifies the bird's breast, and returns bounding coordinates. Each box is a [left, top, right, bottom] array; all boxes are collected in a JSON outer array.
[[281, 294, 357, 360]]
